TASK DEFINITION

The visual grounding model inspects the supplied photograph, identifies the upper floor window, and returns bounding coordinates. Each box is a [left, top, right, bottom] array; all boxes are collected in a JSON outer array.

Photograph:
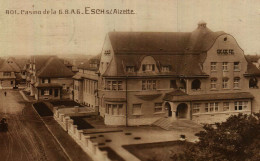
[[142, 80, 156, 90], [126, 66, 135, 72], [249, 78, 258, 88], [222, 62, 228, 71], [3, 72, 11, 76], [205, 102, 218, 112], [106, 81, 123, 91], [191, 79, 201, 90], [233, 77, 240, 88], [222, 78, 229, 89], [104, 50, 111, 55], [234, 101, 248, 110], [161, 66, 170, 72], [211, 62, 217, 71], [210, 78, 217, 89], [142, 64, 155, 72], [234, 62, 240, 71]]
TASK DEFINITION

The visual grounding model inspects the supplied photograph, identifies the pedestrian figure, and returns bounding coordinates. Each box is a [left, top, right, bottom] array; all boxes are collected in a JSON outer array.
[[4, 91, 6, 96]]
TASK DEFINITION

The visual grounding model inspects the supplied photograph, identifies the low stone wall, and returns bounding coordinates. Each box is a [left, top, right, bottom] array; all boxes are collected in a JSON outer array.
[[54, 110, 111, 161]]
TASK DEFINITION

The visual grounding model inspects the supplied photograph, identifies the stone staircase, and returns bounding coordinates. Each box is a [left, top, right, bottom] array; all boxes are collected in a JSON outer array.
[[152, 117, 173, 130], [152, 118, 202, 131]]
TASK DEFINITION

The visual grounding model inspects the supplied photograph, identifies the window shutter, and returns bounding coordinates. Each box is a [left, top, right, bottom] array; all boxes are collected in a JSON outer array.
[[152, 64, 155, 71], [142, 65, 146, 71], [49, 89, 52, 95], [41, 89, 44, 95]]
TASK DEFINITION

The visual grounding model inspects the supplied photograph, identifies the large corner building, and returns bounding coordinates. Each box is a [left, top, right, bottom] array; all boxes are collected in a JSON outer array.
[[75, 22, 260, 125]]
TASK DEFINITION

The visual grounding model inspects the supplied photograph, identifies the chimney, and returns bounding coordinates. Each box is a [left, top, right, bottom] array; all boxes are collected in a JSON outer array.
[[198, 21, 207, 28]]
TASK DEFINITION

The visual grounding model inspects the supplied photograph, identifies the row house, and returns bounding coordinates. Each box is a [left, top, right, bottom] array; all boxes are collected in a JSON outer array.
[[27, 55, 75, 100], [92, 21, 260, 125], [0, 61, 16, 89]]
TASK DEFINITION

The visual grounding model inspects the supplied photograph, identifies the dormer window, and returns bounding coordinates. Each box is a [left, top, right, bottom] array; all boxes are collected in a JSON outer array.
[[3, 72, 11, 76], [142, 64, 155, 72], [126, 66, 135, 72], [161, 66, 170, 72], [104, 50, 111, 55], [42, 78, 50, 84]]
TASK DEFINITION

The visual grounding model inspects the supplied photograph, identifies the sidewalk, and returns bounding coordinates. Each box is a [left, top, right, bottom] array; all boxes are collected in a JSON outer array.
[[42, 117, 93, 161]]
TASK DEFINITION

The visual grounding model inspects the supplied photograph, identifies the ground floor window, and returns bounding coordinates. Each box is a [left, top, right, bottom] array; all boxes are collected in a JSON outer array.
[[154, 103, 163, 113], [105, 104, 123, 115], [132, 104, 142, 115], [235, 101, 248, 110], [223, 102, 230, 111], [192, 103, 200, 113], [44, 89, 49, 95], [205, 102, 218, 112]]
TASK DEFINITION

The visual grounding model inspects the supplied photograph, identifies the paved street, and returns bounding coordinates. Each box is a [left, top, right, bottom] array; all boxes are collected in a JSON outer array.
[[0, 90, 69, 161]]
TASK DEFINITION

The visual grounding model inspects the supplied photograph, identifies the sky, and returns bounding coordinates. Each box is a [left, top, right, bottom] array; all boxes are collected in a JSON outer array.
[[0, 0, 259, 56]]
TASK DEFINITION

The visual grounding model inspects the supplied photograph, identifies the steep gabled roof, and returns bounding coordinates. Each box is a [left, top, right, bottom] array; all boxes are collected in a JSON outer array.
[[0, 61, 15, 72], [36, 57, 75, 78], [31, 55, 55, 71]]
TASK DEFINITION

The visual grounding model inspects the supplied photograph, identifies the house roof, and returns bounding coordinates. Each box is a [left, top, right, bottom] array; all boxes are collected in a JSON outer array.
[[163, 92, 254, 102], [35, 82, 62, 88], [31, 55, 55, 71], [36, 57, 75, 78], [103, 24, 225, 77], [77, 55, 100, 71], [0, 61, 16, 72]]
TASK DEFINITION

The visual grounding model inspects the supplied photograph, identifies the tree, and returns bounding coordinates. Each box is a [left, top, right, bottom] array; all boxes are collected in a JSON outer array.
[[171, 113, 260, 161]]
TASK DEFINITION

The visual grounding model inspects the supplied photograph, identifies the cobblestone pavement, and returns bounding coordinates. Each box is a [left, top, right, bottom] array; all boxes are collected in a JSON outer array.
[[0, 90, 69, 161]]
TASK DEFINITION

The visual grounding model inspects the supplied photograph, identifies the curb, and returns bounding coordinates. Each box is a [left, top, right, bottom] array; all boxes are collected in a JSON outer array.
[[31, 103, 73, 161], [19, 90, 30, 102]]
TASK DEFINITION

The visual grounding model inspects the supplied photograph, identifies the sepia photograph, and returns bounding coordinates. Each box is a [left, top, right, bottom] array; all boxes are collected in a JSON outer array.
[[0, 0, 259, 161]]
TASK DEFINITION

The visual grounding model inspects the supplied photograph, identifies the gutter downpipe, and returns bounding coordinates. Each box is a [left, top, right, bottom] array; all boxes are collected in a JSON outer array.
[[126, 76, 128, 126]]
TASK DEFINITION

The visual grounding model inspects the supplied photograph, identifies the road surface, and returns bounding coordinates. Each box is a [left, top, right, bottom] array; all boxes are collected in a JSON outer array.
[[0, 90, 69, 161]]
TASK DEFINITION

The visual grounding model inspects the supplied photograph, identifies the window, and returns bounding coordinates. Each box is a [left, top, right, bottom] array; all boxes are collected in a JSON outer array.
[[234, 62, 240, 71], [249, 78, 258, 88], [44, 89, 49, 96], [106, 81, 123, 91], [42, 78, 50, 84], [210, 78, 217, 89], [142, 80, 156, 90], [11, 81, 13, 85], [104, 50, 111, 55], [235, 101, 248, 110], [205, 102, 218, 112], [133, 104, 142, 115], [234, 77, 240, 88], [191, 79, 201, 90], [3, 72, 11, 76], [170, 80, 177, 89], [205, 103, 209, 112], [142, 64, 155, 71], [211, 62, 217, 71], [222, 78, 228, 89], [193, 103, 200, 113], [154, 103, 163, 113], [223, 102, 229, 111], [126, 66, 135, 72], [62, 84, 66, 90], [161, 66, 170, 72], [105, 104, 123, 115], [222, 62, 228, 71]]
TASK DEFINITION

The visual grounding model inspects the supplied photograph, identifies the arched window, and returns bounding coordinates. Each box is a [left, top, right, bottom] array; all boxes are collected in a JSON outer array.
[[179, 79, 186, 90], [249, 78, 258, 88], [191, 79, 201, 90]]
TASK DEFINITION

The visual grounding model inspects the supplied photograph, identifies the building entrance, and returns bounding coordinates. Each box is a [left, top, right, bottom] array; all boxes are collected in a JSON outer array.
[[176, 103, 188, 119], [165, 102, 172, 117]]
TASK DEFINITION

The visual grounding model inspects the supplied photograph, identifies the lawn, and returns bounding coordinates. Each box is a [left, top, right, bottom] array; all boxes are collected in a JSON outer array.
[[70, 116, 94, 130], [122, 141, 192, 161], [50, 100, 83, 107], [33, 102, 53, 117]]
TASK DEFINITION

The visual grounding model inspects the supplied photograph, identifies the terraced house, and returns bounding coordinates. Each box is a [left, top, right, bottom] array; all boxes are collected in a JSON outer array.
[[28, 55, 75, 100], [92, 21, 260, 126]]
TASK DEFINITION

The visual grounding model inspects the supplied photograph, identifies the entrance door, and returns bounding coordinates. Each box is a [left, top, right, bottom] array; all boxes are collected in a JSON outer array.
[[176, 103, 188, 119], [165, 102, 172, 117]]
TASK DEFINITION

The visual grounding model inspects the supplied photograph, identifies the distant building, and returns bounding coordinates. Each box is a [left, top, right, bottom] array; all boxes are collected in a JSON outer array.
[[28, 55, 75, 100], [0, 61, 16, 89], [79, 21, 260, 126], [73, 55, 100, 111]]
